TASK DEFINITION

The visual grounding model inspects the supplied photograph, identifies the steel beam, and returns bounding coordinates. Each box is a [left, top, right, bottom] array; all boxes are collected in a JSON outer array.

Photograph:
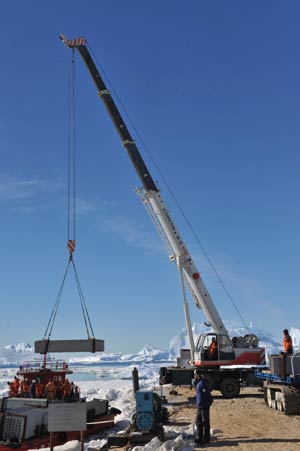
[[35, 339, 104, 354]]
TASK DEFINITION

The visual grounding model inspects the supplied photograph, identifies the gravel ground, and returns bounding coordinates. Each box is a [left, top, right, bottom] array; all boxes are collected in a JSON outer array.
[[166, 385, 300, 450]]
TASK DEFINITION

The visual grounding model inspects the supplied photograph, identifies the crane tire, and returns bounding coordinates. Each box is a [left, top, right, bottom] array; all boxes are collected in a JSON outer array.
[[220, 377, 240, 398]]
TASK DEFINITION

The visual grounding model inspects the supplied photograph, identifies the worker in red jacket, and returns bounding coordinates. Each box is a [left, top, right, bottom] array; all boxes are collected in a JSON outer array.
[[283, 329, 293, 354]]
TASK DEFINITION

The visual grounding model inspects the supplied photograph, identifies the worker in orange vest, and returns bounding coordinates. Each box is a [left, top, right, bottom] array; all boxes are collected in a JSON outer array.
[[45, 379, 56, 401], [35, 379, 44, 398], [62, 379, 72, 401], [7, 382, 14, 397], [208, 337, 218, 360], [283, 329, 293, 354], [13, 377, 20, 396], [21, 378, 31, 398]]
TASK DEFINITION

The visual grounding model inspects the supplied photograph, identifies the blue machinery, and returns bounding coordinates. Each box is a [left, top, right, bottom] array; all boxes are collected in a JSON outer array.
[[135, 391, 155, 432]]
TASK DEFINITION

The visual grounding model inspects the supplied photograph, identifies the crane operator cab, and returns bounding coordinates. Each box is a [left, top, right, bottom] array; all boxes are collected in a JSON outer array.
[[195, 333, 235, 366], [194, 332, 265, 367]]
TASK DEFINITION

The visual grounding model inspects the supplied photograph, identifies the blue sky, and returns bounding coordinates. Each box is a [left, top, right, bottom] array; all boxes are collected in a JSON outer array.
[[1, 1, 300, 353]]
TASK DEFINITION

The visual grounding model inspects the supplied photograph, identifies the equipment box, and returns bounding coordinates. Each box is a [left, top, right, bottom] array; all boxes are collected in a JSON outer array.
[[270, 354, 300, 377], [170, 369, 193, 386]]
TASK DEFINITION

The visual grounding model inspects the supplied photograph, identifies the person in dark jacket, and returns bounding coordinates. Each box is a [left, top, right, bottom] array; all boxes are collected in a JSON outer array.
[[194, 371, 213, 445], [30, 380, 36, 398]]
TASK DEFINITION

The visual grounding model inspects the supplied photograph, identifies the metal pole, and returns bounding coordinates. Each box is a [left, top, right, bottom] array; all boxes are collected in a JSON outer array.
[[132, 367, 139, 393], [50, 432, 53, 451], [80, 430, 84, 451]]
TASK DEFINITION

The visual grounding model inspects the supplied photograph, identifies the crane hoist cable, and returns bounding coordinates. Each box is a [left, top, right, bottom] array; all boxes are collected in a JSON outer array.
[[43, 49, 95, 341]]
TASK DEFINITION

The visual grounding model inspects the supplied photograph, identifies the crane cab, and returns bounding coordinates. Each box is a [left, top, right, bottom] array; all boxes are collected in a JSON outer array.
[[194, 333, 235, 367], [193, 332, 266, 367]]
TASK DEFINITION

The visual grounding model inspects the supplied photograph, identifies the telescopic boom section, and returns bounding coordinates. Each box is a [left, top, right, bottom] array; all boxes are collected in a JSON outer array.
[[59, 34, 157, 193], [59, 34, 227, 337]]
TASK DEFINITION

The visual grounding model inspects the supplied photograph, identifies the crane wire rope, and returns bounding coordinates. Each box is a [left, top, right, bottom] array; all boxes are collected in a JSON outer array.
[[43, 258, 71, 339], [71, 258, 95, 338], [67, 49, 76, 242], [43, 49, 95, 340], [88, 43, 250, 333]]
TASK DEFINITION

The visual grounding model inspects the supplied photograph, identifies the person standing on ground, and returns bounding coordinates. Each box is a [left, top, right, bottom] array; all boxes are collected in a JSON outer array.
[[283, 329, 293, 354], [194, 371, 213, 445]]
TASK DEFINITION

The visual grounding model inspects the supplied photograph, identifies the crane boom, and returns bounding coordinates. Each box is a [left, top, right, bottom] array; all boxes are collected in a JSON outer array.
[[59, 34, 226, 335], [60, 35, 265, 368], [60, 36, 157, 193]]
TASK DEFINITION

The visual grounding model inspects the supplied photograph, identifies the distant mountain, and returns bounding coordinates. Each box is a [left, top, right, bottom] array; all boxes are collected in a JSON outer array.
[[69, 344, 171, 365], [121, 344, 170, 362], [0, 342, 35, 365], [4, 342, 33, 354]]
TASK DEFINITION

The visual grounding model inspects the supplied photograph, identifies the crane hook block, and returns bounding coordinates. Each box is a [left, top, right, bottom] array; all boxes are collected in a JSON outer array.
[[67, 240, 76, 253]]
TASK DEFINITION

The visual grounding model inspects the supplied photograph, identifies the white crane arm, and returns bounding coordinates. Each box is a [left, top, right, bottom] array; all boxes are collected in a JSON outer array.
[[139, 189, 227, 335]]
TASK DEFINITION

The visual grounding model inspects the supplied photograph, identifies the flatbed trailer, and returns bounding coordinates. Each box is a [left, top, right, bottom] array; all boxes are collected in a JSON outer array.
[[160, 365, 264, 398]]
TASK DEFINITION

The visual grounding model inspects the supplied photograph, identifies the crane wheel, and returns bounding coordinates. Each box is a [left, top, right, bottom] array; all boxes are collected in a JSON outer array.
[[220, 377, 240, 398]]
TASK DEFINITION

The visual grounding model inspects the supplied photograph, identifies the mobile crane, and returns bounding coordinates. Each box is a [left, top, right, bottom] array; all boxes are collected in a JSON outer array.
[[60, 35, 266, 397]]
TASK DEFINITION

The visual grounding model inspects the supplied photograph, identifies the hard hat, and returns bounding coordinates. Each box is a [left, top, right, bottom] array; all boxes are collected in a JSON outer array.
[[32, 380, 36, 383]]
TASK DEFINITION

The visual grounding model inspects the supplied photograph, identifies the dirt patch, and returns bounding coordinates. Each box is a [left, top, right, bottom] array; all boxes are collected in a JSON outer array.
[[166, 385, 300, 450]]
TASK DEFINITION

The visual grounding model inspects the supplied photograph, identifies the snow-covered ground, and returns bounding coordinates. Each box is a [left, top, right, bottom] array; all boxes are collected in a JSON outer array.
[[0, 324, 299, 451]]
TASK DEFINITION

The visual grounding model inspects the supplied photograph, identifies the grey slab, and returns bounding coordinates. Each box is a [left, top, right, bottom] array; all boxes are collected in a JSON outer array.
[[270, 354, 300, 377], [35, 339, 104, 354], [48, 402, 87, 432]]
